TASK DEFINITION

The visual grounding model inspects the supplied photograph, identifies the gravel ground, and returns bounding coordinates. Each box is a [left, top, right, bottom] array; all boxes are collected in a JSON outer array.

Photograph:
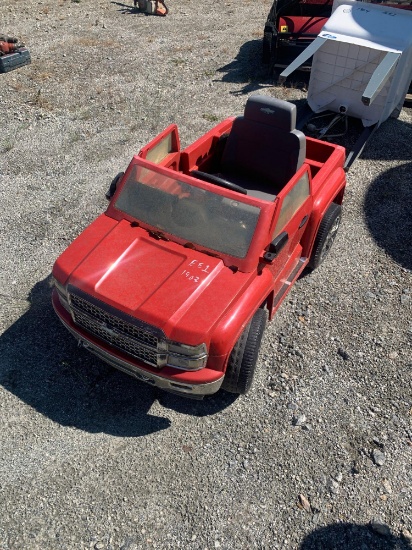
[[0, 1, 411, 549]]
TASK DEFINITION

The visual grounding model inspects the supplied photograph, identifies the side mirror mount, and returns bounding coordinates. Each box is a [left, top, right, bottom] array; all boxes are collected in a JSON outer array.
[[263, 231, 288, 263], [106, 172, 124, 200]]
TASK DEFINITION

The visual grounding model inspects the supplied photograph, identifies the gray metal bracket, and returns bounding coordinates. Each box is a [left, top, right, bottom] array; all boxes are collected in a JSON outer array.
[[278, 37, 326, 84], [362, 51, 400, 106]]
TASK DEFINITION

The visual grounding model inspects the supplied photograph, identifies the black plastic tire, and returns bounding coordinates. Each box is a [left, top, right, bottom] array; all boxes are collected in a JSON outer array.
[[262, 31, 273, 64], [308, 202, 342, 270], [222, 308, 267, 394], [106, 171, 124, 200]]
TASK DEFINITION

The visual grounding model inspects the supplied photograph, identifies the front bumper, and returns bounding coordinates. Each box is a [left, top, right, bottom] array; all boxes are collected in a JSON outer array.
[[52, 291, 224, 397]]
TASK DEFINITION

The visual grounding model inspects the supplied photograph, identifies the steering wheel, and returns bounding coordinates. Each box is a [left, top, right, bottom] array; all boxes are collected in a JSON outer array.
[[191, 170, 247, 195]]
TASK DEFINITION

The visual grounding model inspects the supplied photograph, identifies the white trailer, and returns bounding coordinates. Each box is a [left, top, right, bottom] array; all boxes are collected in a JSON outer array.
[[279, 0, 412, 167]]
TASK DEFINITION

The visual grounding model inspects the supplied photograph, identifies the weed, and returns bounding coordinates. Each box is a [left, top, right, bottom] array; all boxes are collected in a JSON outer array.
[[74, 37, 120, 48], [171, 45, 193, 53], [1, 139, 15, 153], [67, 131, 82, 145], [202, 113, 219, 123], [129, 122, 140, 133], [32, 71, 53, 83], [31, 89, 53, 110], [8, 81, 25, 92], [78, 108, 92, 121]]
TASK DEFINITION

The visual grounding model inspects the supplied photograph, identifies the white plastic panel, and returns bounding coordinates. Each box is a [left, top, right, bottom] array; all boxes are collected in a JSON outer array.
[[306, 0, 412, 126], [308, 42, 393, 125]]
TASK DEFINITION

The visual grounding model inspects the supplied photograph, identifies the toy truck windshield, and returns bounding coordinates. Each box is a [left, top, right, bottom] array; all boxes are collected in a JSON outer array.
[[114, 163, 262, 259]]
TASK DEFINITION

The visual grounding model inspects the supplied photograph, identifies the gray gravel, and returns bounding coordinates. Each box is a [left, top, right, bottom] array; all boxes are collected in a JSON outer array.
[[1, 1, 411, 549]]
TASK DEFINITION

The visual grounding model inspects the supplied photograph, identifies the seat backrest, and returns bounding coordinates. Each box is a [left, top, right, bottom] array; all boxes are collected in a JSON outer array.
[[221, 95, 306, 190]]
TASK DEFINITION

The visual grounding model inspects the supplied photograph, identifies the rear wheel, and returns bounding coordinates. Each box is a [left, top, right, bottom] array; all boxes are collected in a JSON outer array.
[[308, 202, 342, 270], [222, 308, 267, 394], [262, 30, 274, 64]]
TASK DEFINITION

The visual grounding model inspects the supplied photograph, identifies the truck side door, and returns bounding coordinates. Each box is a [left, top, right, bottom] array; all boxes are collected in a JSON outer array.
[[266, 166, 313, 310]]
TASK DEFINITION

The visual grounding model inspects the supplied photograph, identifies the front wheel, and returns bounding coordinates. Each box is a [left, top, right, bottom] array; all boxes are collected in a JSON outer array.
[[222, 308, 267, 394], [308, 202, 342, 270]]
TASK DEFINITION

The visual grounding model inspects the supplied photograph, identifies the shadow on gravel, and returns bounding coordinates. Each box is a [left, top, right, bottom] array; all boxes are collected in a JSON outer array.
[[215, 39, 275, 95], [300, 522, 410, 550], [0, 276, 171, 437], [360, 117, 412, 163], [157, 388, 237, 417], [364, 161, 412, 271], [111, 1, 140, 15]]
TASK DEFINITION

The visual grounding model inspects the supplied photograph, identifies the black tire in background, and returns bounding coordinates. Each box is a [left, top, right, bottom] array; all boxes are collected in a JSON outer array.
[[262, 30, 274, 64], [222, 308, 267, 394], [308, 202, 342, 270]]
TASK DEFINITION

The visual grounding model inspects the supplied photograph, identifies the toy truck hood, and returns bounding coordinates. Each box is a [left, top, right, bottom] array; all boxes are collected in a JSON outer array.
[[60, 218, 263, 344]]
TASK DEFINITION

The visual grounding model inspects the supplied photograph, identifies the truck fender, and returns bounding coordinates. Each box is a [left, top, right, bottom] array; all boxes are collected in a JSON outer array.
[[208, 270, 273, 362], [301, 168, 345, 258]]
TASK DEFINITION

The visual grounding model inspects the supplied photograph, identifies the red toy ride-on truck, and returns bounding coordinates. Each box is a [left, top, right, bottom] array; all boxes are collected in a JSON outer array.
[[52, 95, 347, 398]]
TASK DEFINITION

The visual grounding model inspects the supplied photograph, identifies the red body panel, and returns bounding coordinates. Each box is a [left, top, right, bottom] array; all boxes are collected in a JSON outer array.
[[278, 16, 328, 36], [52, 114, 346, 396], [267, 0, 412, 68]]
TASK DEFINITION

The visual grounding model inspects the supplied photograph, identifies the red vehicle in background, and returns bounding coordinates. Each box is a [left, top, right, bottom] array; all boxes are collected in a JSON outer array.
[[52, 95, 347, 398], [263, 0, 333, 67], [263, 0, 412, 68], [0, 35, 30, 73]]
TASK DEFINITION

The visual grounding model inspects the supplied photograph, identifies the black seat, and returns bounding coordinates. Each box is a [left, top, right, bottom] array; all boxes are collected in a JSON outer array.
[[208, 95, 306, 199]]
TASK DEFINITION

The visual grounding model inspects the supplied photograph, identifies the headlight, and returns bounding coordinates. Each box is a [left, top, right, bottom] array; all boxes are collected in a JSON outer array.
[[52, 277, 70, 312], [160, 341, 208, 370]]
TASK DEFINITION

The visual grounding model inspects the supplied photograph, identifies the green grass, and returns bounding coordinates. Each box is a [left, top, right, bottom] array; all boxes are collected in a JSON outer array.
[[202, 113, 219, 123]]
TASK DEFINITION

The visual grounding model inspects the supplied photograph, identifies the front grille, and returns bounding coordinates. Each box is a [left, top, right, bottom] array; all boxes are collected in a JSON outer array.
[[70, 293, 158, 347], [68, 287, 163, 368]]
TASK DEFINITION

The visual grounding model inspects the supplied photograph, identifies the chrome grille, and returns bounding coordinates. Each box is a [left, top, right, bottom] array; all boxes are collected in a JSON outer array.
[[68, 289, 161, 368], [70, 293, 158, 347]]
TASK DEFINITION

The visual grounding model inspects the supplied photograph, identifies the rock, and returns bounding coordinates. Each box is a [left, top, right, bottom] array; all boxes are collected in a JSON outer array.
[[338, 348, 350, 361], [370, 518, 391, 537], [372, 449, 386, 466], [293, 414, 307, 427], [298, 494, 311, 512], [382, 479, 392, 494], [329, 480, 340, 494], [401, 289, 410, 305]]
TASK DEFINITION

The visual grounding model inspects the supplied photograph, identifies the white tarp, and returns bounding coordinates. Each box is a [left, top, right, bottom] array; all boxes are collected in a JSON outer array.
[[282, 0, 412, 127]]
